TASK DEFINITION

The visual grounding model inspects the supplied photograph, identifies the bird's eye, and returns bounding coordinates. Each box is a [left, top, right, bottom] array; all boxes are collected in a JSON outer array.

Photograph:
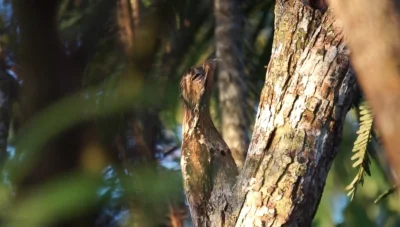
[[192, 73, 201, 81], [191, 68, 203, 81]]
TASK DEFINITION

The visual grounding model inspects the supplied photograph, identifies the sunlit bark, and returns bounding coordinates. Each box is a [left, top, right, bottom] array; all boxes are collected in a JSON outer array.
[[181, 1, 358, 226]]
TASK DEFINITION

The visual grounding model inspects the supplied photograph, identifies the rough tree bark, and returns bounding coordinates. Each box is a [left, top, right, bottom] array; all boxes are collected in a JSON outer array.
[[214, 0, 249, 168], [180, 0, 358, 226]]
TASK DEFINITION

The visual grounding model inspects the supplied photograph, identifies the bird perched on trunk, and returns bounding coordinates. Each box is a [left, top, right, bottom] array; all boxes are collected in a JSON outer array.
[[180, 59, 238, 226]]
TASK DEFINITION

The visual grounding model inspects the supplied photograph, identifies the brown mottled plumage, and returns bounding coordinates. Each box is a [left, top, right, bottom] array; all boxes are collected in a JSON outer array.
[[180, 60, 238, 226]]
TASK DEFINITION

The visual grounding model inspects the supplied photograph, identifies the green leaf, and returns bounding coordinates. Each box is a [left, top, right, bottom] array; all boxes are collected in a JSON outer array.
[[346, 101, 374, 200], [2, 173, 102, 227], [2, 78, 166, 185]]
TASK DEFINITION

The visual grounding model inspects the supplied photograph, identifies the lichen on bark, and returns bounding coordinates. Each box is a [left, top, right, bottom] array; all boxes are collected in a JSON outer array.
[[180, 0, 359, 226], [232, 1, 357, 226]]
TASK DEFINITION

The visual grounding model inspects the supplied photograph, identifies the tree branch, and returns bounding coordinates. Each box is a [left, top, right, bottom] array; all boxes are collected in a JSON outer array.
[[181, 1, 358, 226], [328, 0, 400, 185], [215, 0, 249, 168], [232, 1, 357, 225]]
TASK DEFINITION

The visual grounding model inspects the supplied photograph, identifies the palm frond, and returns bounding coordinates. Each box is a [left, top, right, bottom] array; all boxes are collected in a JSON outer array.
[[346, 101, 374, 200]]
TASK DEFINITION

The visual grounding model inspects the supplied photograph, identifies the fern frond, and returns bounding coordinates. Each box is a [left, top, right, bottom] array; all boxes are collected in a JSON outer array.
[[346, 101, 374, 200]]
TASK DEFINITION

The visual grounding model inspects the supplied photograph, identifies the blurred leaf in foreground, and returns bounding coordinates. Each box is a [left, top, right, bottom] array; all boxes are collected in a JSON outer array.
[[2, 173, 102, 227], [2, 75, 168, 185]]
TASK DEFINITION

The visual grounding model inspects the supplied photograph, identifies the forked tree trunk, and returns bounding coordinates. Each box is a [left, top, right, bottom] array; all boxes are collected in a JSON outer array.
[[181, 0, 358, 226]]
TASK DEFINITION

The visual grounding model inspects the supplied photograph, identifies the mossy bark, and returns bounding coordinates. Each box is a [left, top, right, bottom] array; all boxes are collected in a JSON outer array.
[[181, 1, 358, 226], [231, 1, 358, 226]]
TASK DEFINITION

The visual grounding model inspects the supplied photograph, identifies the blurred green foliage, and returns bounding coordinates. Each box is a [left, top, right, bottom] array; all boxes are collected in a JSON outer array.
[[0, 0, 395, 226], [314, 112, 400, 227]]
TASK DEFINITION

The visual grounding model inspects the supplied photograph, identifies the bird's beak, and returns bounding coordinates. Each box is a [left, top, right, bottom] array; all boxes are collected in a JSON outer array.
[[202, 59, 218, 80], [202, 59, 216, 94], [203, 59, 218, 70]]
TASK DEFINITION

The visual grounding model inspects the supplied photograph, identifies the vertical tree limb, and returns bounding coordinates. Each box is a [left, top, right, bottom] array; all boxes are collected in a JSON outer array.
[[230, 2, 358, 224], [12, 0, 86, 186], [214, 0, 249, 168], [130, 0, 140, 29], [328, 0, 400, 184], [181, 1, 358, 225], [11, 1, 98, 226]]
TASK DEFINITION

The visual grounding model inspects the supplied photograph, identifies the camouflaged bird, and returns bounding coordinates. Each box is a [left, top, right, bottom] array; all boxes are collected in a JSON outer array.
[[180, 59, 238, 226]]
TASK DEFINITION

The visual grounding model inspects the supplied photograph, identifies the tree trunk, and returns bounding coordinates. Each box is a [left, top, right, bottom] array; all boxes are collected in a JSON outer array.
[[181, 0, 359, 226], [215, 0, 249, 168], [232, 2, 357, 224]]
